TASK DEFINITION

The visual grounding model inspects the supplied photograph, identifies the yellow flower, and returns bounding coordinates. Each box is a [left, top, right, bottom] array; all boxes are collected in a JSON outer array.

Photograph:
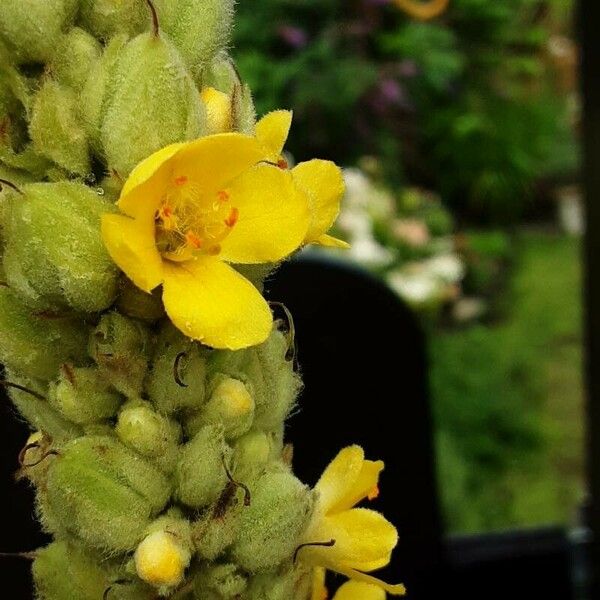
[[299, 446, 406, 596], [134, 530, 189, 588], [101, 114, 345, 350], [312, 567, 388, 600]]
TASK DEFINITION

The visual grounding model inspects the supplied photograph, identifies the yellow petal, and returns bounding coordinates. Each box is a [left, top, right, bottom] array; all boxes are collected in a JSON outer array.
[[101, 214, 163, 293], [219, 164, 310, 264], [333, 581, 386, 600], [172, 133, 265, 195], [201, 87, 233, 134], [256, 110, 292, 159], [312, 568, 328, 600], [121, 142, 186, 199], [307, 508, 398, 570], [329, 460, 385, 513], [315, 234, 351, 249], [161, 257, 272, 350], [315, 446, 365, 514], [292, 160, 345, 243], [333, 567, 406, 597]]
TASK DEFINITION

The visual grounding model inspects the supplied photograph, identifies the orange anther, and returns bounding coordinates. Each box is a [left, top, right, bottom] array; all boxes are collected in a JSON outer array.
[[368, 485, 380, 501], [277, 158, 289, 170], [174, 175, 188, 186], [160, 205, 173, 218], [185, 231, 203, 249], [224, 207, 239, 228], [217, 190, 230, 203]]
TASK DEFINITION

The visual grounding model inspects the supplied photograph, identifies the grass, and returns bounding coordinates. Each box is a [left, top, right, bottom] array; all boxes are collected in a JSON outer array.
[[430, 231, 585, 534]]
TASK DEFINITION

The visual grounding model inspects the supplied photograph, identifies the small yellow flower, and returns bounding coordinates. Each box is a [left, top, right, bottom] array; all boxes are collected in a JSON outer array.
[[134, 530, 189, 589], [101, 114, 345, 349], [299, 446, 406, 596]]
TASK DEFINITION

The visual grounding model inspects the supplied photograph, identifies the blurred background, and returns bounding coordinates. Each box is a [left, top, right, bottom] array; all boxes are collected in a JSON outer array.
[[233, 0, 582, 537]]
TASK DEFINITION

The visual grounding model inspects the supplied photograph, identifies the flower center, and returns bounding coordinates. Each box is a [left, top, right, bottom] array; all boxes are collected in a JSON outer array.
[[155, 176, 239, 262]]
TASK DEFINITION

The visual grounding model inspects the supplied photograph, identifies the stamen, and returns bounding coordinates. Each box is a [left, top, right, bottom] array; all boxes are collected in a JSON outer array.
[[174, 176, 188, 187], [217, 190, 230, 203], [224, 207, 239, 228], [293, 539, 336, 563], [185, 230, 203, 249], [277, 158, 289, 170], [368, 485, 380, 501]]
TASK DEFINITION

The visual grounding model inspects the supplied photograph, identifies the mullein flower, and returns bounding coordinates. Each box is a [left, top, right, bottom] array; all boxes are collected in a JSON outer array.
[[299, 446, 406, 596], [312, 568, 387, 600], [102, 114, 345, 349]]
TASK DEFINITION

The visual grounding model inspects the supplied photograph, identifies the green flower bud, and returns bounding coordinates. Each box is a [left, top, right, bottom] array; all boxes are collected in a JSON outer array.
[[33, 541, 111, 600], [90, 313, 152, 398], [186, 374, 255, 440], [79, 0, 149, 41], [116, 399, 181, 473], [49, 28, 102, 91], [134, 511, 193, 592], [5, 370, 82, 442], [44, 435, 171, 551], [101, 31, 205, 177], [231, 470, 314, 572], [246, 567, 312, 600], [145, 323, 207, 414], [0, 144, 52, 180], [116, 278, 165, 323], [175, 424, 230, 508], [48, 365, 122, 425], [0, 287, 88, 381], [193, 563, 247, 599], [233, 430, 282, 484], [3, 182, 118, 311], [0, 0, 78, 64], [29, 80, 90, 176], [156, 0, 234, 78], [80, 35, 127, 156]]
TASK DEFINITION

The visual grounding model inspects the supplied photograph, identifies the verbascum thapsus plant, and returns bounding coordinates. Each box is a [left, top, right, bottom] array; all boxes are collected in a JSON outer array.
[[0, 1, 405, 598]]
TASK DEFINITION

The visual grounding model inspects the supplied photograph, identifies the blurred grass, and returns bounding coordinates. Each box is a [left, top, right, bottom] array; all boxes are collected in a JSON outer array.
[[431, 231, 585, 533]]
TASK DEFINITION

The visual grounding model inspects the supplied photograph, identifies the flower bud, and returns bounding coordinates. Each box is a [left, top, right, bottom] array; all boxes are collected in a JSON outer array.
[[0, 287, 88, 381], [89, 313, 152, 398], [156, 0, 234, 78], [0, 0, 78, 64], [186, 375, 254, 440], [192, 498, 243, 560], [145, 323, 207, 414], [135, 513, 192, 592], [79, 0, 149, 41], [175, 424, 230, 508], [3, 182, 118, 311], [193, 563, 247, 599], [116, 279, 165, 323], [116, 399, 181, 473], [49, 28, 102, 91], [49, 365, 122, 425], [45, 436, 171, 551], [101, 31, 205, 177], [29, 80, 91, 176], [232, 430, 281, 483], [201, 86, 233, 134], [246, 567, 312, 600], [231, 470, 314, 571]]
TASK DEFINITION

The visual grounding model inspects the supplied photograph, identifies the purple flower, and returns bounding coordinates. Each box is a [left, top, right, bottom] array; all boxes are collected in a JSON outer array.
[[278, 25, 308, 49]]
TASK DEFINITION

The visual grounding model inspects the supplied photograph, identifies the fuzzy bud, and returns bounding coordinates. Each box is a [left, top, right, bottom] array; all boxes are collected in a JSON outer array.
[[0, 288, 88, 381], [50, 28, 102, 91], [0, 0, 78, 64], [101, 31, 205, 177], [201, 87, 233, 134], [116, 399, 181, 473], [233, 430, 281, 483], [231, 470, 314, 571], [246, 567, 312, 600], [117, 279, 165, 323], [44, 436, 171, 551], [29, 80, 91, 176], [175, 424, 230, 508], [79, 0, 149, 41], [156, 0, 234, 78], [49, 365, 122, 425], [89, 313, 152, 398], [145, 323, 207, 414], [186, 375, 255, 440], [193, 563, 248, 599], [3, 182, 118, 311]]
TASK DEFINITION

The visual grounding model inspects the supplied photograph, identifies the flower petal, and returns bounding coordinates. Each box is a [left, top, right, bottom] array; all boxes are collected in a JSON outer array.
[[101, 214, 163, 293], [315, 446, 365, 514], [333, 581, 387, 600], [315, 234, 351, 249], [307, 508, 398, 570], [172, 133, 265, 193], [161, 257, 272, 350], [256, 110, 292, 159], [219, 164, 310, 264], [292, 160, 345, 243], [332, 567, 406, 597], [312, 568, 328, 600], [329, 460, 385, 513]]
